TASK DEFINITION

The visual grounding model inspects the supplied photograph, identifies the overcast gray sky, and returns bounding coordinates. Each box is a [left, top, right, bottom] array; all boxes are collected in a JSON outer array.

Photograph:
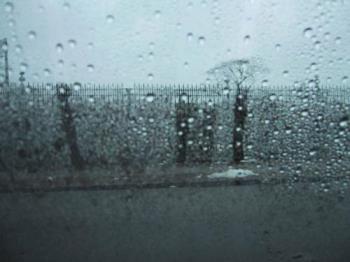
[[1, 0, 349, 86]]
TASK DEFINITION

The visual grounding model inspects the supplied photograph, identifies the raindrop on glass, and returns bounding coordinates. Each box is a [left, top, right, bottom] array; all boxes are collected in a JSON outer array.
[[262, 79, 269, 87], [106, 15, 115, 23], [339, 120, 348, 128], [335, 36, 342, 44], [15, 44, 22, 54], [223, 87, 230, 95], [8, 18, 15, 27], [146, 93, 155, 102], [244, 35, 251, 43], [20, 63, 28, 71], [63, 2, 70, 10], [68, 39, 77, 48], [269, 94, 277, 101], [303, 27, 313, 38], [1, 42, 8, 51], [56, 43, 64, 53], [198, 36, 206, 46], [154, 10, 161, 19], [87, 64, 95, 72], [314, 41, 321, 50], [4, 2, 14, 13], [73, 82, 81, 91], [28, 31, 37, 40], [275, 44, 281, 52], [187, 32, 194, 42], [57, 59, 64, 67], [43, 68, 51, 77]]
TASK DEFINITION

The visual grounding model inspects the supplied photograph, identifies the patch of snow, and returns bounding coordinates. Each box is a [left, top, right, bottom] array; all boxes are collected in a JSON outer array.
[[208, 169, 257, 179]]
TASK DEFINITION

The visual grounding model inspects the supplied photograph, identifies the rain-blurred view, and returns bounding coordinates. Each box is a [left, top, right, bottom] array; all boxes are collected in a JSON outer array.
[[1, 1, 350, 262]]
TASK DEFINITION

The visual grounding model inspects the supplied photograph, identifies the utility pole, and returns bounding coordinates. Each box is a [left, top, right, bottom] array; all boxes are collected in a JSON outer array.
[[0, 38, 10, 87]]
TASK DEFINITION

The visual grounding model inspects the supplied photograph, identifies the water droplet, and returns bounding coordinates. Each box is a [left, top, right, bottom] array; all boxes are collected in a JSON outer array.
[[214, 17, 220, 25], [20, 63, 28, 71], [15, 44, 22, 54], [335, 36, 342, 44], [8, 18, 15, 27], [309, 150, 317, 156], [187, 117, 194, 123], [187, 32, 194, 41], [87, 64, 95, 72], [180, 93, 188, 102], [106, 15, 115, 23], [223, 87, 230, 95], [198, 36, 206, 45], [1, 42, 8, 51], [68, 39, 77, 48], [324, 32, 330, 40], [73, 82, 81, 91], [314, 41, 321, 50], [43, 68, 51, 77], [146, 93, 155, 102], [56, 43, 64, 53], [301, 110, 309, 117], [88, 95, 94, 103], [63, 2, 70, 10], [310, 62, 317, 71], [88, 42, 94, 49], [283, 70, 289, 77], [303, 27, 313, 38], [184, 61, 189, 69], [28, 31, 37, 40], [339, 120, 348, 128], [269, 94, 277, 101], [148, 73, 154, 81], [275, 44, 281, 52], [4, 2, 14, 13], [342, 76, 348, 84], [154, 10, 161, 19], [244, 35, 251, 43], [57, 59, 64, 67], [262, 79, 269, 87]]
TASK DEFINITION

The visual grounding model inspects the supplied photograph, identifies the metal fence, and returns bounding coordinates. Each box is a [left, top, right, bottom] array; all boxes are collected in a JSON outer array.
[[0, 82, 349, 176], [1, 83, 350, 103]]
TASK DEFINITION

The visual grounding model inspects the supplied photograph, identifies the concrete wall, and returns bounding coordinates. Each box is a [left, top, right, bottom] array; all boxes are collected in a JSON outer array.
[[1, 183, 350, 262]]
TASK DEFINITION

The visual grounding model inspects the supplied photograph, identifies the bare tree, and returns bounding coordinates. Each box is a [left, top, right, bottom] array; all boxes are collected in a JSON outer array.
[[56, 84, 85, 171], [207, 58, 268, 164]]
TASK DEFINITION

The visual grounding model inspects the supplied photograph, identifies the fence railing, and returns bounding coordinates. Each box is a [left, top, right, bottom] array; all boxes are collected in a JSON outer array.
[[1, 83, 350, 103], [0, 83, 349, 177]]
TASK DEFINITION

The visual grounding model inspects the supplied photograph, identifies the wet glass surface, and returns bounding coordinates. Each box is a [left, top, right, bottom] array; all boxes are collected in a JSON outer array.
[[1, 1, 350, 261]]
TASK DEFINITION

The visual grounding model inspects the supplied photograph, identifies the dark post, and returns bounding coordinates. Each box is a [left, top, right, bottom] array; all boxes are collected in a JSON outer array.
[[175, 93, 189, 164], [56, 83, 85, 170], [0, 38, 10, 87], [233, 86, 248, 164], [200, 103, 216, 163]]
